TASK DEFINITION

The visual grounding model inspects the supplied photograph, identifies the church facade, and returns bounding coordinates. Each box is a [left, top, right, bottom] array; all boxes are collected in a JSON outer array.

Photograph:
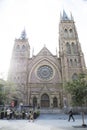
[[8, 11, 86, 108]]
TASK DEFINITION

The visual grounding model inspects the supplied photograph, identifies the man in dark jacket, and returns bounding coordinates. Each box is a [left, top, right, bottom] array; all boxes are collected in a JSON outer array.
[[68, 110, 75, 121]]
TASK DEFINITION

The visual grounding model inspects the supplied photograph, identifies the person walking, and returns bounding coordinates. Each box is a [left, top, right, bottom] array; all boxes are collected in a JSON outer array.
[[29, 111, 34, 122], [68, 110, 75, 121]]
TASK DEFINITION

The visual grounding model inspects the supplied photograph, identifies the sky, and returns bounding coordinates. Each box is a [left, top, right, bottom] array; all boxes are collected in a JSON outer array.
[[0, 0, 87, 79]]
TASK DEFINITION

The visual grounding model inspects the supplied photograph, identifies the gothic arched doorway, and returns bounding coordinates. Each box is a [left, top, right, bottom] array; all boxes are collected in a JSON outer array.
[[33, 96, 37, 107], [41, 94, 50, 108], [53, 97, 58, 108]]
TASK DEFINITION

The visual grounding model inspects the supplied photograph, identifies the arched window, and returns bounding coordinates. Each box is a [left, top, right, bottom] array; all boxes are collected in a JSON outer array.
[[33, 97, 37, 107], [69, 28, 73, 38], [22, 45, 26, 51], [66, 42, 71, 54], [74, 59, 77, 66], [64, 28, 68, 37], [53, 97, 57, 108], [16, 45, 20, 51], [75, 44, 78, 53], [67, 58, 69, 66], [14, 76, 16, 81], [71, 42, 75, 53], [71, 42, 78, 54], [64, 28, 67, 32], [72, 73, 78, 80], [17, 76, 20, 80], [69, 28, 73, 33], [70, 59, 73, 66]]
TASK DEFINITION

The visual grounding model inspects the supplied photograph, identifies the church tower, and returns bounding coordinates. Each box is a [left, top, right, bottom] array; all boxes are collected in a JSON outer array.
[[8, 29, 30, 104], [59, 10, 86, 82]]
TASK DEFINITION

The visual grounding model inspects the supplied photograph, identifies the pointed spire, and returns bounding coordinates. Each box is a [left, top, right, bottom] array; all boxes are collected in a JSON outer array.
[[32, 47, 34, 57], [56, 47, 57, 55], [70, 12, 74, 21], [60, 12, 62, 21], [56, 47, 59, 57], [62, 10, 70, 20], [20, 29, 27, 39], [44, 44, 46, 48]]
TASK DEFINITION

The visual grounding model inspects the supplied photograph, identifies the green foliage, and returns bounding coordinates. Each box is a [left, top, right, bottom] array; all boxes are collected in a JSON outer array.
[[36, 111, 40, 116], [0, 83, 6, 105], [64, 73, 87, 106], [0, 79, 16, 105]]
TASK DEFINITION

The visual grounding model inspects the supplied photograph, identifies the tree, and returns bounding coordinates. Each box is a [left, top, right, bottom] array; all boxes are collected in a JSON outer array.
[[0, 79, 7, 105], [0, 79, 18, 106], [64, 73, 87, 126], [0, 84, 5, 105], [4, 81, 18, 106]]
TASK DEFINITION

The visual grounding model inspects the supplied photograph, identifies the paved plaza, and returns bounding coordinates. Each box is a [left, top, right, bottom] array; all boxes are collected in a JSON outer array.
[[0, 114, 87, 130]]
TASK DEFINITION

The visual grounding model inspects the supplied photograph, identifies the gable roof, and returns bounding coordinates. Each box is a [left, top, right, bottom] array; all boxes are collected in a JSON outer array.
[[36, 46, 54, 57]]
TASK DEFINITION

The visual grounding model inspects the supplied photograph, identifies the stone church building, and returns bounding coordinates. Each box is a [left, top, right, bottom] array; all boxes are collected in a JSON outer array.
[[8, 11, 86, 109]]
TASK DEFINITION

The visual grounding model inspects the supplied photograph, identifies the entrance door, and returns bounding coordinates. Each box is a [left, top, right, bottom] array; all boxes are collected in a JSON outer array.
[[53, 97, 58, 108], [41, 94, 50, 108], [33, 97, 37, 107]]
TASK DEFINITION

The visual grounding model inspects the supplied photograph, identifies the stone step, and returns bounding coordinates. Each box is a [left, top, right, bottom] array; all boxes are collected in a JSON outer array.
[[39, 109, 63, 114]]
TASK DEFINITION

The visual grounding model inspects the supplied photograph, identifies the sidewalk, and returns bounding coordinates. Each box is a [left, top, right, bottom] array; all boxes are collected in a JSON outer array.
[[0, 114, 87, 130], [36, 114, 87, 130]]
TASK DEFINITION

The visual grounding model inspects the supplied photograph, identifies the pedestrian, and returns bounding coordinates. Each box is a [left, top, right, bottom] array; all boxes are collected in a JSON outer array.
[[68, 110, 75, 121], [29, 111, 34, 122], [6, 108, 11, 120], [22, 110, 25, 119], [1, 108, 4, 119]]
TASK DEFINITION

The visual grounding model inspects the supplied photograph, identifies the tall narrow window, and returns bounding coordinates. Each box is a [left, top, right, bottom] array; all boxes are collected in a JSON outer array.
[[64, 28, 68, 37], [75, 44, 78, 53], [33, 97, 37, 107], [74, 59, 77, 66], [69, 28, 73, 38], [69, 28, 73, 33], [22, 45, 26, 51], [66, 42, 71, 54], [72, 73, 78, 80], [64, 28, 67, 32], [70, 59, 73, 66], [71, 42, 78, 54], [72, 42, 75, 53], [67, 59, 69, 66]]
